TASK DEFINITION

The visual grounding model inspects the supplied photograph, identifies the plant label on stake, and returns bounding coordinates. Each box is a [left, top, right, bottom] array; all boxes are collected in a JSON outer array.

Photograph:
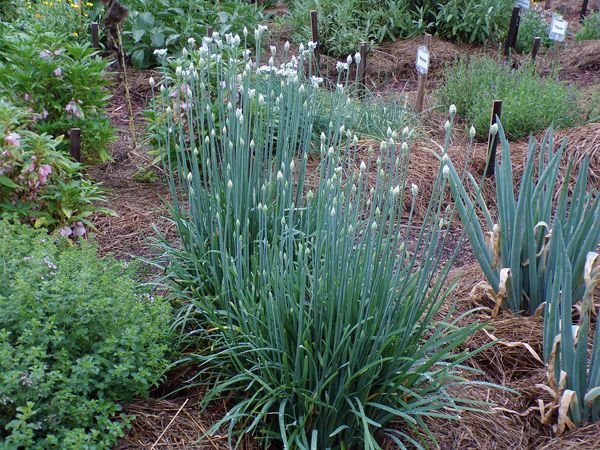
[[549, 16, 568, 42], [515, 0, 530, 9], [415, 46, 429, 75]]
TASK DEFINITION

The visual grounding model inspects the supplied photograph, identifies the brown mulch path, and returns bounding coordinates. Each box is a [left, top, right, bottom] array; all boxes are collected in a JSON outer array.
[[89, 68, 176, 260]]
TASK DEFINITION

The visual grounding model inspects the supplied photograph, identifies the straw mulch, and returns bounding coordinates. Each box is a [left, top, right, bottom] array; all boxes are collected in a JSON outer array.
[[415, 263, 600, 450], [561, 40, 600, 73], [318, 36, 463, 89], [90, 69, 176, 260]]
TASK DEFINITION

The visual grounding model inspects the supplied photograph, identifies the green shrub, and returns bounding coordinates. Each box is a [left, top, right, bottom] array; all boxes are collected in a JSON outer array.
[[0, 101, 113, 232], [0, 218, 172, 449], [286, 0, 418, 57], [285, 0, 512, 57], [434, 0, 513, 44], [576, 11, 600, 41], [122, 0, 262, 68], [0, 28, 114, 162], [437, 56, 579, 140], [157, 31, 485, 449], [514, 9, 551, 54]]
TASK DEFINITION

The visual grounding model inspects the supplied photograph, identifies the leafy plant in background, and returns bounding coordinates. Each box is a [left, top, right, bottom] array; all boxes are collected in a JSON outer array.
[[0, 218, 172, 449], [122, 0, 262, 68], [10, 0, 101, 42], [0, 101, 113, 233], [514, 8, 551, 54], [0, 28, 114, 162], [445, 123, 600, 316], [433, 0, 513, 44], [286, 0, 420, 57], [576, 11, 600, 41], [156, 31, 488, 449], [437, 56, 579, 140], [285, 0, 512, 57]]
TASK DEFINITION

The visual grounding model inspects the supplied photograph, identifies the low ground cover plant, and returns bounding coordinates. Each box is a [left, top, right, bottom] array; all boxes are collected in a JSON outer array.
[[437, 56, 579, 140], [285, 0, 513, 57], [0, 217, 172, 448], [122, 0, 262, 68], [0, 28, 113, 162], [576, 11, 600, 41], [156, 31, 487, 449], [0, 101, 113, 233]]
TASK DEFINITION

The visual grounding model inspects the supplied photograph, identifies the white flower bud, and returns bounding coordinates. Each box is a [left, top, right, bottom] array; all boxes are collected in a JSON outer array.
[[469, 125, 476, 139], [411, 184, 418, 196], [354, 52, 361, 65], [187, 172, 192, 182], [444, 120, 451, 133], [149, 77, 155, 88], [360, 161, 366, 172], [371, 221, 378, 231], [347, 54, 353, 65], [175, 66, 182, 77], [449, 104, 457, 116], [490, 123, 498, 136], [401, 142, 409, 152], [330, 207, 336, 217], [277, 171, 284, 181], [442, 165, 450, 177], [284, 41, 290, 52]]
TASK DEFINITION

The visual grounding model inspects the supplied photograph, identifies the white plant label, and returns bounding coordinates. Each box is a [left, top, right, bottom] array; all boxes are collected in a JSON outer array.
[[515, 0, 530, 9], [549, 17, 568, 42], [415, 46, 429, 75]]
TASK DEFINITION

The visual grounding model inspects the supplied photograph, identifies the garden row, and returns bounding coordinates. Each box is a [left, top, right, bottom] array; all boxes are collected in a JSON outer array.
[[1, 1, 599, 449]]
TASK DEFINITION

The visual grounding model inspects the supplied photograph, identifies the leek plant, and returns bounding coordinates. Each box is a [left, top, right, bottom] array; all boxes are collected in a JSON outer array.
[[445, 124, 600, 315], [541, 237, 600, 432], [156, 30, 485, 449]]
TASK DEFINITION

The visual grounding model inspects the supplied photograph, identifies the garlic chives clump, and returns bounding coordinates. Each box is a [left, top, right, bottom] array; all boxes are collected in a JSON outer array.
[[156, 28, 473, 450]]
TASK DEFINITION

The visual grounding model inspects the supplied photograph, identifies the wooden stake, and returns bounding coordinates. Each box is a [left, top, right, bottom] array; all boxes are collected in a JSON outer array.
[[415, 33, 431, 114], [486, 100, 503, 178], [116, 25, 137, 151], [531, 37, 541, 61], [504, 7, 521, 58], [310, 10, 320, 74], [545, 0, 551, 9], [207, 26, 213, 38], [69, 128, 81, 163], [91, 22, 99, 48], [580, 0, 589, 22], [357, 42, 368, 96]]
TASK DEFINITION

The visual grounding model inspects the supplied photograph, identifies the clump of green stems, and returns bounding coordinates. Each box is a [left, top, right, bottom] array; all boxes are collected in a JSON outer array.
[[542, 236, 600, 430], [445, 123, 600, 429], [445, 123, 599, 315], [155, 29, 489, 449]]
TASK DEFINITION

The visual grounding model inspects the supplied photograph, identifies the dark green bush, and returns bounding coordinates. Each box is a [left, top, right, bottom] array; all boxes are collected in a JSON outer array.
[[0, 218, 172, 449], [436, 56, 580, 140]]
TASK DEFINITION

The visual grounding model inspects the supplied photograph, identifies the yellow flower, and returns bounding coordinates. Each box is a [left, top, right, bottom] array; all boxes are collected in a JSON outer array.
[[73, 32, 79, 37], [86, 2, 93, 6]]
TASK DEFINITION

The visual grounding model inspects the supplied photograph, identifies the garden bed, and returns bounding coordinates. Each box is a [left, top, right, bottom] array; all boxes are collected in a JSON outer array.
[[1, 0, 599, 448]]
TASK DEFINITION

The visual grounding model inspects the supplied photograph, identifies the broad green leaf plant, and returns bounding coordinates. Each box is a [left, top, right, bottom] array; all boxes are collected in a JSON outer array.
[[155, 30, 488, 449]]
